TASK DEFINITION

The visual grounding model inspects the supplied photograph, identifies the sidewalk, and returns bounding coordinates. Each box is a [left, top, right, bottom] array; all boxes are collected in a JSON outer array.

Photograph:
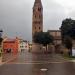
[[0, 53, 17, 66]]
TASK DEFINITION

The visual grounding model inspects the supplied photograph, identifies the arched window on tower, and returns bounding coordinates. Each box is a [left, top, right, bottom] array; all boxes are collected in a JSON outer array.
[[39, 27, 40, 30], [38, 8, 41, 11]]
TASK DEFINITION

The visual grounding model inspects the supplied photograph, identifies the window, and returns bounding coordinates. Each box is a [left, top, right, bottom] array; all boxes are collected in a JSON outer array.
[[39, 27, 40, 30], [20, 46, 23, 48], [39, 22, 40, 24], [38, 8, 41, 11]]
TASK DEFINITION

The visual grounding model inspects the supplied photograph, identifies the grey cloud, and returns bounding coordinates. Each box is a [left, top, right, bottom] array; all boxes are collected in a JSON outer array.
[[0, 0, 32, 41], [0, 0, 73, 41], [43, 0, 67, 31], [68, 11, 75, 19]]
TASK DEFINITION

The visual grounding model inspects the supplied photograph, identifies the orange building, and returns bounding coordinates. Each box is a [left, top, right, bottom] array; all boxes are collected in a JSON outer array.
[[3, 37, 19, 54]]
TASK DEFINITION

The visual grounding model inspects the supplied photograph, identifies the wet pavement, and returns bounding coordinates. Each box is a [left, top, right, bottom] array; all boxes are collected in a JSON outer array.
[[0, 50, 75, 75], [8, 50, 69, 64], [1, 62, 75, 75], [2, 53, 17, 62]]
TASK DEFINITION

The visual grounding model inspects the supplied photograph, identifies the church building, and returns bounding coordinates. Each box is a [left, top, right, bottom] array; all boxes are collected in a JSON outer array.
[[32, 0, 62, 53]]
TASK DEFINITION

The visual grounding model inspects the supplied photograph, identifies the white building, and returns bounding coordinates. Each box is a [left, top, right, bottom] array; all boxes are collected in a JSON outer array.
[[18, 39, 29, 52]]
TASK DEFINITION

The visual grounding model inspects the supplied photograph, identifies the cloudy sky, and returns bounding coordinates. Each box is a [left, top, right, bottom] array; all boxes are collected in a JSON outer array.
[[0, 0, 75, 41]]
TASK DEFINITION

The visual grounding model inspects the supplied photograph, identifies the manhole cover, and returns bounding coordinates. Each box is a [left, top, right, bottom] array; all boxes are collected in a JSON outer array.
[[40, 68, 48, 72]]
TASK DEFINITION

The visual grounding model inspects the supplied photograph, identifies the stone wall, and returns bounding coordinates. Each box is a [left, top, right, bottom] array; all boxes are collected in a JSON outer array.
[[31, 43, 45, 53], [47, 45, 55, 53], [32, 43, 56, 53]]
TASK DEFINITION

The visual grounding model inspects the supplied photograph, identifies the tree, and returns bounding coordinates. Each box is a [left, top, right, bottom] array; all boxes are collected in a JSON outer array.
[[60, 18, 75, 55], [68, 27, 75, 39], [33, 32, 54, 50], [61, 18, 75, 41], [64, 36, 72, 55]]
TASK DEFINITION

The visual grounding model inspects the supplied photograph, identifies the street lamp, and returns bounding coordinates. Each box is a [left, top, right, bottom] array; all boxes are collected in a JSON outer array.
[[0, 30, 3, 62]]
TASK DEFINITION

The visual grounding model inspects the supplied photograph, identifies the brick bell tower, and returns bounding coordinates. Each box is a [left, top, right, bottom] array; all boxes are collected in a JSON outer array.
[[32, 0, 43, 42]]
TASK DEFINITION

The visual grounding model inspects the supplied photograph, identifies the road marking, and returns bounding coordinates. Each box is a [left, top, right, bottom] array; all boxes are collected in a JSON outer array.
[[6, 61, 70, 65], [40, 68, 48, 71]]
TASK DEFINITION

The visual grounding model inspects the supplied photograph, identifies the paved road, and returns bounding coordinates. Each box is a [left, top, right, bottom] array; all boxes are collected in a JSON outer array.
[[8, 50, 69, 64], [2, 53, 17, 62], [0, 50, 75, 75], [1, 62, 75, 75]]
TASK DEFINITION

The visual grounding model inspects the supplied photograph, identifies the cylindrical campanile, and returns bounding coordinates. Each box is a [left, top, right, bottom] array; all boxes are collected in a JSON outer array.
[[32, 0, 43, 42]]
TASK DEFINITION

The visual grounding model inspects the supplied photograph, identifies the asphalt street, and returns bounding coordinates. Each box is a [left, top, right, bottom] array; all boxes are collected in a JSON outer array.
[[0, 50, 75, 75]]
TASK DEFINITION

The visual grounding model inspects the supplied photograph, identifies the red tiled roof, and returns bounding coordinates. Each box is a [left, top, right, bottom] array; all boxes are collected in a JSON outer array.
[[3, 38, 16, 43]]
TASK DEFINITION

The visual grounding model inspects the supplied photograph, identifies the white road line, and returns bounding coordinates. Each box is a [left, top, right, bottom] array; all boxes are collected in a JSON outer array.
[[40, 68, 48, 71], [6, 61, 70, 65]]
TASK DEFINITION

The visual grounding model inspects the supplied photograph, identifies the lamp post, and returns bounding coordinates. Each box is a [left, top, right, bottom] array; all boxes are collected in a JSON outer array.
[[0, 30, 3, 63]]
